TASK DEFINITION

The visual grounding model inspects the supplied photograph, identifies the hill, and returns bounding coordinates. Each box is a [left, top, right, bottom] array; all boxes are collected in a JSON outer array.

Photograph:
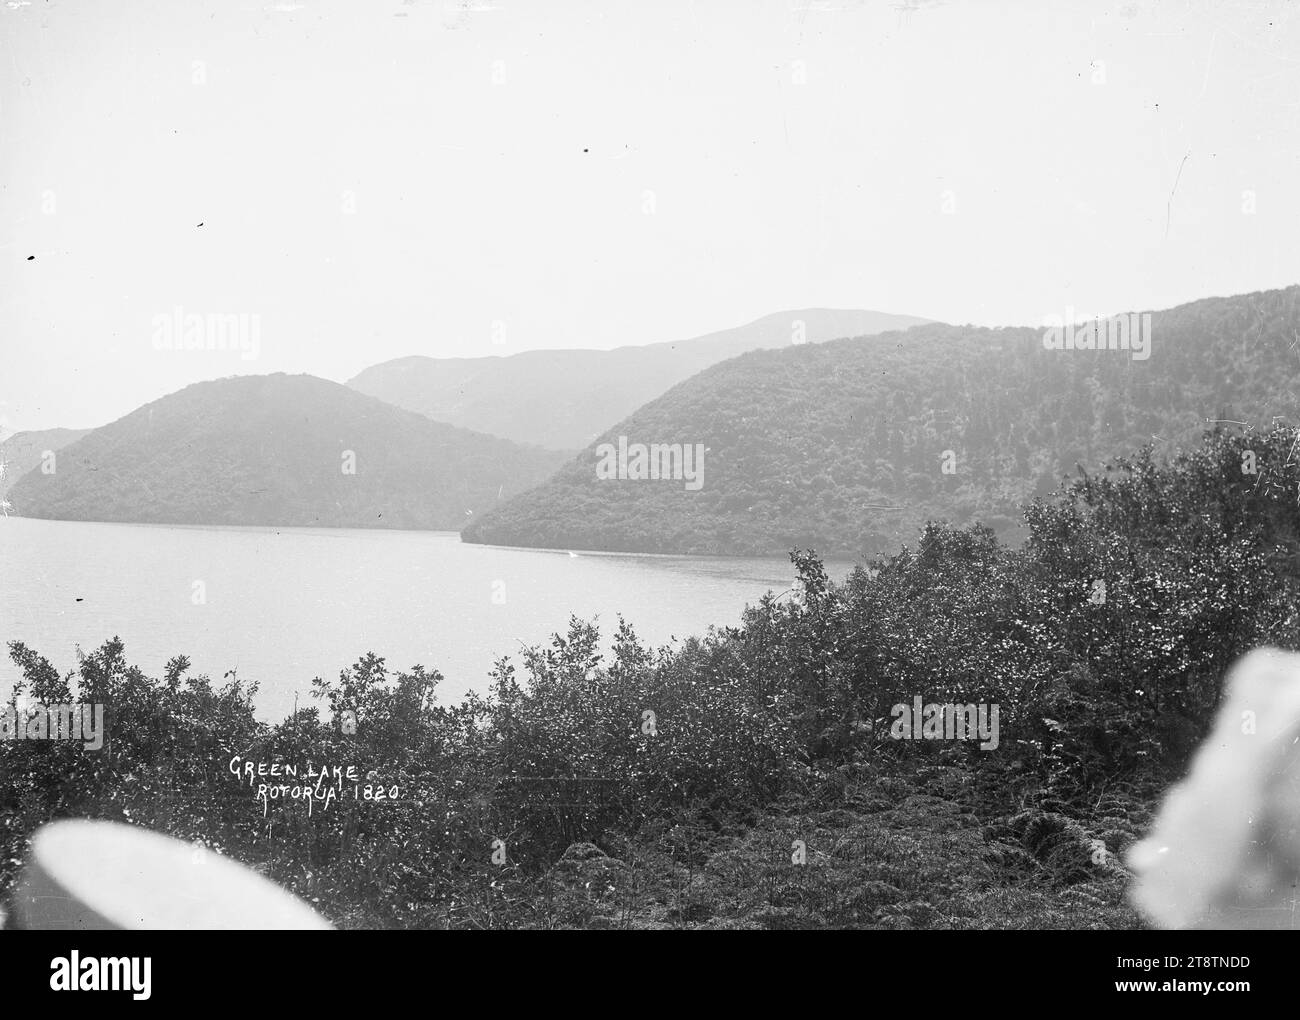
[[462, 285, 1300, 556], [346, 309, 929, 450], [6, 374, 568, 530], [0, 428, 92, 498]]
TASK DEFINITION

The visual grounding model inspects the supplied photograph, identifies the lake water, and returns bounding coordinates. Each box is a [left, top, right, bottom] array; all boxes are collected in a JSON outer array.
[[0, 517, 856, 722]]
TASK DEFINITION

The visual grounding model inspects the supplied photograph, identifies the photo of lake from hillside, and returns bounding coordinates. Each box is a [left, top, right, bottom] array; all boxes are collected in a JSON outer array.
[[3, 0, 1299, 978]]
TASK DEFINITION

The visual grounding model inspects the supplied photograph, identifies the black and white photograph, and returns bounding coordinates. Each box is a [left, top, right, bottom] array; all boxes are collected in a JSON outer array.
[[0, 0, 1297, 979]]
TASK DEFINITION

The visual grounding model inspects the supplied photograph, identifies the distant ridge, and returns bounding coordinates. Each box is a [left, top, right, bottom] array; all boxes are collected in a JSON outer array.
[[0, 428, 92, 498], [347, 308, 931, 450]]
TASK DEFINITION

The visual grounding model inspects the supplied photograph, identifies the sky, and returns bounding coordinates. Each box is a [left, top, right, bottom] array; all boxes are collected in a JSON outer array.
[[1, 0, 1297, 433]]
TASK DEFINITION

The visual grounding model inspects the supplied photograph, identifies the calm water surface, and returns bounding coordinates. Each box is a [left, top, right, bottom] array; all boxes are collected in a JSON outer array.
[[0, 517, 856, 721]]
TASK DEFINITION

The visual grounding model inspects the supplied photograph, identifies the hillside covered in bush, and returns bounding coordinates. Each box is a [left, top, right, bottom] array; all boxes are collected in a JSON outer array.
[[3, 425, 1297, 928], [464, 285, 1300, 556], [6, 374, 568, 531]]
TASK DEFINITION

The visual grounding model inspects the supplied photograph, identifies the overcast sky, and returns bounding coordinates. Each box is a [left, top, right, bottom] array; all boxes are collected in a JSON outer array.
[[2, 0, 1297, 433]]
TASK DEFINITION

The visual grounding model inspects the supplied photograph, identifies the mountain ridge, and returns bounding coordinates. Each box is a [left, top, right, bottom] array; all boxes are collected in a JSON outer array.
[[0, 428, 92, 498], [346, 308, 931, 450]]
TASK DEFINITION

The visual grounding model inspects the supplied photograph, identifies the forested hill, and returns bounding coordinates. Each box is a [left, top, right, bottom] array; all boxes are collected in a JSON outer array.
[[462, 285, 1300, 557], [6, 374, 569, 530], [346, 308, 929, 450]]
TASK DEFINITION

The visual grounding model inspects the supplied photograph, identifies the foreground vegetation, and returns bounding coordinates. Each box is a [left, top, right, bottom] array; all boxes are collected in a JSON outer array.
[[3, 426, 1297, 928]]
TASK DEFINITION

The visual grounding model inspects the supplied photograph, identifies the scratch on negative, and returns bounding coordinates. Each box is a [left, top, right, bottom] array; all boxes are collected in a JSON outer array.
[[1166, 152, 1190, 240]]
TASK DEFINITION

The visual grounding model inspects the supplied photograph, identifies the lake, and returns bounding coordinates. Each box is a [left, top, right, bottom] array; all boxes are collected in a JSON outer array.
[[0, 517, 857, 722]]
